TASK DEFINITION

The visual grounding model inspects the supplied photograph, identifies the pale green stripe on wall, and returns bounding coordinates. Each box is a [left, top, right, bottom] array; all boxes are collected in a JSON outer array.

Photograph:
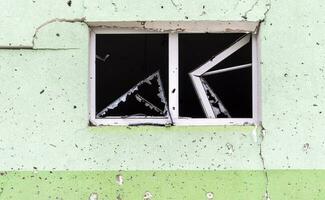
[[0, 170, 324, 200]]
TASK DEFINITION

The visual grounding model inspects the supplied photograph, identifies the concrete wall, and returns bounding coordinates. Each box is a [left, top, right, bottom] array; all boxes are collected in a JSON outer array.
[[0, 0, 325, 199]]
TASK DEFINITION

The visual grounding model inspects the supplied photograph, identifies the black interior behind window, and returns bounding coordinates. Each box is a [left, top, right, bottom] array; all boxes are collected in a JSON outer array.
[[179, 33, 252, 118], [96, 34, 169, 118]]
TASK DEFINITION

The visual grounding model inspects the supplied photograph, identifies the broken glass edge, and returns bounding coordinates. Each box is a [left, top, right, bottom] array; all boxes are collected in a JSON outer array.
[[96, 71, 172, 123], [187, 34, 251, 118], [200, 77, 231, 118]]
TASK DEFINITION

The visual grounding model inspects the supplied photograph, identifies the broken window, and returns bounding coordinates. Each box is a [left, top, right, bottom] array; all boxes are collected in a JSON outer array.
[[179, 33, 253, 119], [90, 28, 259, 126], [94, 34, 171, 124]]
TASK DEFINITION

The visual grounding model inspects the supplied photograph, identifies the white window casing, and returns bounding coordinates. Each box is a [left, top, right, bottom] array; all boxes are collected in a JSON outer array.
[[89, 21, 261, 126]]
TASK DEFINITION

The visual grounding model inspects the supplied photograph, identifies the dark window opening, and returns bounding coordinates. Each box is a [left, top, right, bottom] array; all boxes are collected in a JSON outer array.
[[179, 33, 253, 118], [92, 31, 255, 124], [95, 34, 169, 118]]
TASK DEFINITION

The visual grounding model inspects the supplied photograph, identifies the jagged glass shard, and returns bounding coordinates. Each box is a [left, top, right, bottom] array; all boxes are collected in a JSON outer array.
[[135, 94, 164, 115], [188, 34, 251, 118], [200, 78, 231, 118], [96, 71, 170, 118], [203, 66, 252, 118]]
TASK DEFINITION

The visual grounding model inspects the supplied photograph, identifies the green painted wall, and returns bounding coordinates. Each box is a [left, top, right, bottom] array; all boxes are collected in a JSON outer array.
[[0, 0, 325, 199], [0, 171, 267, 200], [1, 171, 325, 200]]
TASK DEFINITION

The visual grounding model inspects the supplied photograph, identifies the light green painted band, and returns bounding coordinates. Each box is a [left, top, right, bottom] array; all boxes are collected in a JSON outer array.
[[1, 170, 324, 200]]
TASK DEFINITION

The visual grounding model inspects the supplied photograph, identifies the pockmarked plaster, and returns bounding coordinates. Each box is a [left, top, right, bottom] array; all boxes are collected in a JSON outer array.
[[0, 0, 271, 47], [0, 0, 324, 170], [1, 0, 325, 199], [0, 171, 267, 200], [1, 170, 325, 200]]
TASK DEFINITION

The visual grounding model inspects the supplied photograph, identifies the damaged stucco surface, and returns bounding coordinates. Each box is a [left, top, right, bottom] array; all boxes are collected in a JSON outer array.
[[0, 0, 271, 47], [0, 171, 267, 199], [1, 0, 325, 199]]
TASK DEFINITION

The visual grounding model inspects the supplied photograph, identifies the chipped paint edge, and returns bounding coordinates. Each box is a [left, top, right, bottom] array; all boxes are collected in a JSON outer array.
[[89, 20, 259, 33]]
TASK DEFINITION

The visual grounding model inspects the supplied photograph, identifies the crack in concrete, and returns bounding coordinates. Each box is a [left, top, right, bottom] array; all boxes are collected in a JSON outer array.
[[242, 0, 272, 21], [31, 17, 86, 49], [252, 0, 271, 34], [8, 18, 189, 50], [242, 0, 260, 20], [261, 0, 272, 22], [0, 17, 87, 50], [258, 126, 271, 200]]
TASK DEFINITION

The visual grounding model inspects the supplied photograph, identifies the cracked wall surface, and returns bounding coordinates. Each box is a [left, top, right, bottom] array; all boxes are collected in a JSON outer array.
[[1, 0, 325, 199], [0, 0, 270, 47]]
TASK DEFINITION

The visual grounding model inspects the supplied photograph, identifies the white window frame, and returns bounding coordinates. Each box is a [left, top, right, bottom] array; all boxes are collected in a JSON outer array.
[[89, 22, 261, 126]]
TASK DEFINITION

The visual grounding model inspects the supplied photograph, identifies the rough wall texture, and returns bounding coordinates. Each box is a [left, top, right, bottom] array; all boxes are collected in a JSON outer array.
[[0, 0, 325, 199]]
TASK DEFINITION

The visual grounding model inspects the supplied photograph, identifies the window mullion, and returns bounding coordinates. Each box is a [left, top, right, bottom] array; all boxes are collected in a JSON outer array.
[[168, 33, 179, 122], [89, 31, 96, 124]]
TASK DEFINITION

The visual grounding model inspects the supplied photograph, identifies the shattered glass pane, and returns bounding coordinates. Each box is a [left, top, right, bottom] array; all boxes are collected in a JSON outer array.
[[205, 36, 252, 73], [179, 33, 253, 118], [204, 67, 252, 117], [97, 72, 169, 118], [200, 77, 231, 118], [95, 34, 169, 119]]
